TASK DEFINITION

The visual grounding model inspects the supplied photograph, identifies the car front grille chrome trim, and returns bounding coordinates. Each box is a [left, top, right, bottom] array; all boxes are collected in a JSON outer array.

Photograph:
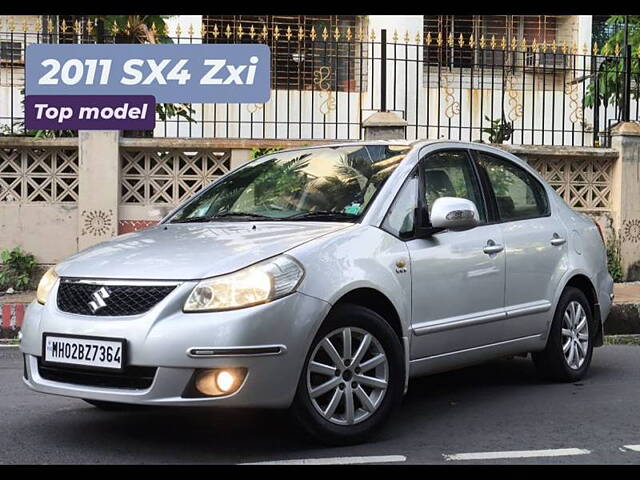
[[60, 278, 182, 287]]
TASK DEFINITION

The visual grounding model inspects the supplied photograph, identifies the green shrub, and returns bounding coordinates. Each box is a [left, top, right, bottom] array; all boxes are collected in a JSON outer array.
[[0, 247, 37, 291], [481, 116, 514, 144], [606, 231, 623, 283]]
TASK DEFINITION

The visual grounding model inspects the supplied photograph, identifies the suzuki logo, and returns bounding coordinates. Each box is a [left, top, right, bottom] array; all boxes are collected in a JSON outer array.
[[88, 287, 110, 313]]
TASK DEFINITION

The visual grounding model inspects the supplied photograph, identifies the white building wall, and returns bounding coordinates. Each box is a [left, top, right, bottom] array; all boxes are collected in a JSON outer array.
[[2, 14, 628, 145]]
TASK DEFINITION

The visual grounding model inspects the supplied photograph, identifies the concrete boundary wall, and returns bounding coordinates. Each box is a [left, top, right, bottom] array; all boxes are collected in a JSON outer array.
[[0, 132, 634, 278]]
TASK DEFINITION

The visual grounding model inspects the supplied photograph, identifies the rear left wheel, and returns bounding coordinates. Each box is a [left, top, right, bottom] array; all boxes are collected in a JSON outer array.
[[532, 287, 594, 382]]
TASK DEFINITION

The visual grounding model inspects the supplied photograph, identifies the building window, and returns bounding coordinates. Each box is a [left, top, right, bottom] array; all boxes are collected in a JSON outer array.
[[423, 15, 562, 69], [423, 15, 476, 68], [40, 15, 91, 44], [0, 41, 22, 63], [202, 15, 362, 92]]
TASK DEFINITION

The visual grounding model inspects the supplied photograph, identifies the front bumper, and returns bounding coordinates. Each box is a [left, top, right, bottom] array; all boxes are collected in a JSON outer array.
[[20, 285, 331, 408]]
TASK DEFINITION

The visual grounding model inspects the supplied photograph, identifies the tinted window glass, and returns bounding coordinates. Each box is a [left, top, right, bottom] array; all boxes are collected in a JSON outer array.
[[168, 145, 410, 223], [476, 152, 549, 221], [421, 150, 485, 222], [382, 174, 418, 238]]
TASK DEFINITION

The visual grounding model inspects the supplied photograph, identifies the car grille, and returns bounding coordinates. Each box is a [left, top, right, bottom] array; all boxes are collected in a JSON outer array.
[[57, 280, 176, 316], [37, 358, 157, 390]]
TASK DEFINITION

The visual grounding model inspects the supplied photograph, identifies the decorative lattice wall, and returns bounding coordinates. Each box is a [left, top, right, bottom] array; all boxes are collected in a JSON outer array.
[[120, 148, 232, 205], [1, 145, 614, 214], [528, 156, 613, 211], [0, 146, 79, 203]]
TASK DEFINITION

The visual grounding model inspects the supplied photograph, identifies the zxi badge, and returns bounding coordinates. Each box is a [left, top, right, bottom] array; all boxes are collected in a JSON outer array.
[[88, 286, 110, 313]]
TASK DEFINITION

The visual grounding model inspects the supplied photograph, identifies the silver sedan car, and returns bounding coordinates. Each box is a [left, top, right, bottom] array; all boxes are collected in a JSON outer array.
[[21, 140, 613, 445]]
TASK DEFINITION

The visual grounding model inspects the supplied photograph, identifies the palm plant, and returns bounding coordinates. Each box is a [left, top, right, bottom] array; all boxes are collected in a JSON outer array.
[[99, 15, 173, 44], [95, 15, 196, 133]]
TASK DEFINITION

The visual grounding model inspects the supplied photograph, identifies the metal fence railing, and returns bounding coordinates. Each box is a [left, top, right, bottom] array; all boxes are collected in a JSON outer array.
[[1, 20, 639, 146]]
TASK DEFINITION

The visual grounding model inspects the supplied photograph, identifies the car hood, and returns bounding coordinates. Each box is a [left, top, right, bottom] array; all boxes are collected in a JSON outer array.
[[56, 221, 353, 280]]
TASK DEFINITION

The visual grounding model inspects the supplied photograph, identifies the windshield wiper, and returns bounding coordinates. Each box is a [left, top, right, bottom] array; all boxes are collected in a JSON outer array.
[[286, 211, 358, 221], [169, 216, 216, 224], [211, 212, 277, 220], [171, 211, 356, 224], [169, 212, 276, 224]]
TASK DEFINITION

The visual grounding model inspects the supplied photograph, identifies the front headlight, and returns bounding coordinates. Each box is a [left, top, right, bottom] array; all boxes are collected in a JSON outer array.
[[37, 267, 59, 305], [184, 255, 304, 312]]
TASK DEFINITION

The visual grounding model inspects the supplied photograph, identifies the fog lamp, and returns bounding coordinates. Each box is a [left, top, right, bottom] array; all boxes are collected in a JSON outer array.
[[216, 371, 235, 392], [194, 368, 246, 396]]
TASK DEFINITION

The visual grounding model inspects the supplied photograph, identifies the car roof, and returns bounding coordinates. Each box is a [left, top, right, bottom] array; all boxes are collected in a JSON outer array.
[[271, 138, 484, 155], [268, 139, 537, 180]]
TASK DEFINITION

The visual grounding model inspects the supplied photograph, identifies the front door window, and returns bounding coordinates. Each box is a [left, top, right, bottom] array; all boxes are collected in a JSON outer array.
[[422, 150, 486, 222]]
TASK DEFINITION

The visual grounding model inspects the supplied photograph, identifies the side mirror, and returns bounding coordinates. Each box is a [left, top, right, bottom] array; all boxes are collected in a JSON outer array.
[[430, 197, 480, 231]]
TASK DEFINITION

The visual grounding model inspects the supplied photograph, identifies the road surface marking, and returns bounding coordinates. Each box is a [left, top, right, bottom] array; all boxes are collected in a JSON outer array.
[[0, 344, 19, 348], [623, 445, 640, 452], [241, 455, 407, 465], [444, 448, 591, 461]]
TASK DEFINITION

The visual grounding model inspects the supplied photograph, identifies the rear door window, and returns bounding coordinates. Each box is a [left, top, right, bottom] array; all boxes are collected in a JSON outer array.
[[475, 152, 549, 221]]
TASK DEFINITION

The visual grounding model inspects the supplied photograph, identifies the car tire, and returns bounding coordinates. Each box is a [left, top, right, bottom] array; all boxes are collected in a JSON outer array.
[[532, 287, 594, 382], [82, 399, 150, 411], [291, 303, 404, 446]]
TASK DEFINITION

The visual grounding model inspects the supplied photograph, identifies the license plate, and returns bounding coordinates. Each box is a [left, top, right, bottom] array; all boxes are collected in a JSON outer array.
[[43, 334, 125, 371]]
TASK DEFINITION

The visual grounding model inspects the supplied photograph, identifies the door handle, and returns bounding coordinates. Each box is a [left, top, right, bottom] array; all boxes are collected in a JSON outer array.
[[550, 233, 567, 246], [483, 240, 504, 255]]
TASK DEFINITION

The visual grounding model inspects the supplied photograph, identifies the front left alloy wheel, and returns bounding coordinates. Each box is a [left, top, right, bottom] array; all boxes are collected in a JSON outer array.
[[291, 304, 404, 445]]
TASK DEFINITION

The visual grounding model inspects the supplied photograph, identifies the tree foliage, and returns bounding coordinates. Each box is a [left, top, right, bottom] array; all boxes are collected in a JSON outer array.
[[96, 15, 195, 125], [606, 229, 624, 282], [98, 15, 174, 44], [584, 16, 640, 110]]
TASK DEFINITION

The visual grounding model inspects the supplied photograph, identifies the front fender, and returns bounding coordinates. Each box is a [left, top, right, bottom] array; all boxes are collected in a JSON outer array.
[[289, 225, 412, 337]]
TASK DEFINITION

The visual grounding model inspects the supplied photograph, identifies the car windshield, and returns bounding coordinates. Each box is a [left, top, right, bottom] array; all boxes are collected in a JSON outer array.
[[168, 144, 411, 223]]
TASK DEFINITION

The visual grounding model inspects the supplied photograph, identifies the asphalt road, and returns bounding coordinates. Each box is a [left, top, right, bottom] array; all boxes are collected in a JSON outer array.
[[1, 345, 640, 465]]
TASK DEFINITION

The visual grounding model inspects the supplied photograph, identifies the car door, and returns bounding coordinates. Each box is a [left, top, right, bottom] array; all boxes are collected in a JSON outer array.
[[472, 150, 569, 339], [403, 149, 507, 359]]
